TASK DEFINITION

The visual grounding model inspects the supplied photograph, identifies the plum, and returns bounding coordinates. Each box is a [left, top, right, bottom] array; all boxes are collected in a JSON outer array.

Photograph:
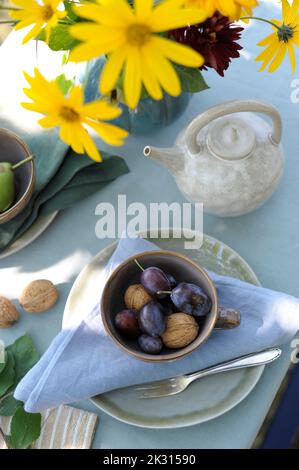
[[140, 267, 171, 298], [171, 282, 211, 317], [138, 335, 163, 354], [114, 309, 140, 338], [139, 301, 166, 337]]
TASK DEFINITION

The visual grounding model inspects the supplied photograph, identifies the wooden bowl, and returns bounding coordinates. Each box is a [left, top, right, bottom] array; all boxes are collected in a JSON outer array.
[[101, 250, 219, 362], [0, 128, 35, 224]]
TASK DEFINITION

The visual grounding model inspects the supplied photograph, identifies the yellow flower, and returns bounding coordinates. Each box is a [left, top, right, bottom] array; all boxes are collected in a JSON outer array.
[[184, 0, 258, 19], [9, 0, 66, 44], [256, 0, 299, 73], [22, 68, 128, 162], [69, 0, 206, 109]]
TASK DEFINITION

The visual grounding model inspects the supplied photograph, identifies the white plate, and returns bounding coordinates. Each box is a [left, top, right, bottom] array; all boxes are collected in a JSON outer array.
[[63, 229, 263, 429], [0, 212, 58, 260]]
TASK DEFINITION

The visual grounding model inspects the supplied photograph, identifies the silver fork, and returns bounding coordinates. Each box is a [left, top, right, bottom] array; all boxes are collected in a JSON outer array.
[[136, 348, 281, 399]]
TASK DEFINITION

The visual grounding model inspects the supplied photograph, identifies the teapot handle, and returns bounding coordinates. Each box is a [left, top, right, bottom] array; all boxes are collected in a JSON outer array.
[[184, 99, 282, 154]]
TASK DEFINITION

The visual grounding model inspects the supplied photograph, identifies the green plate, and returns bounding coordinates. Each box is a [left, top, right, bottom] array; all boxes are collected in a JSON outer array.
[[63, 229, 263, 429]]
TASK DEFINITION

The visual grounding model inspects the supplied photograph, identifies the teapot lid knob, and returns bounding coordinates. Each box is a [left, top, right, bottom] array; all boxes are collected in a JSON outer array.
[[207, 116, 256, 161]]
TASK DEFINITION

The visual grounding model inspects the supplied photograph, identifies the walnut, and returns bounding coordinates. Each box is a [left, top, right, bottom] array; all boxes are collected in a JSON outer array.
[[0, 296, 19, 328], [124, 284, 152, 310], [19, 280, 58, 313], [162, 313, 199, 349]]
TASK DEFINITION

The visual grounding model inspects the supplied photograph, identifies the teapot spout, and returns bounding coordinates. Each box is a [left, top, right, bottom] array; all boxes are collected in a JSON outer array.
[[143, 145, 184, 174]]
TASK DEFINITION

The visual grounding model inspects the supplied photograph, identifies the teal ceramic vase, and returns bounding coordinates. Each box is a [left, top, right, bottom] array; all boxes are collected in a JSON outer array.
[[83, 59, 192, 136]]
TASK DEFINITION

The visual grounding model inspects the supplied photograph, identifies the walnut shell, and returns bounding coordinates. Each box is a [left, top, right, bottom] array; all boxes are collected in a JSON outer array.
[[162, 313, 199, 349], [20, 280, 58, 313], [0, 296, 19, 328], [124, 284, 152, 310]]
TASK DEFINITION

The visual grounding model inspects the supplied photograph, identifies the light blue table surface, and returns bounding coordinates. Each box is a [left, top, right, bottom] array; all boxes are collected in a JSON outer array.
[[1, 1, 299, 448]]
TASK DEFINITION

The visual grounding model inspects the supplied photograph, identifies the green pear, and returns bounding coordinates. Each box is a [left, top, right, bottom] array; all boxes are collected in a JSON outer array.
[[0, 156, 34, 213], [0, 163, 14, 213]]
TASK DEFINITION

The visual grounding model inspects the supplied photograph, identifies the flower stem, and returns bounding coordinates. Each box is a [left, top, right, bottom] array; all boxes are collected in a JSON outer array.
[[134, 258, 145, 272], [240, 16, 281, 30], [0, 20, 16, 24], [0, 6, 20, 10], [0, 391, 13, 403], [12, 155, 34, 171], [58, 18, 75, 25]]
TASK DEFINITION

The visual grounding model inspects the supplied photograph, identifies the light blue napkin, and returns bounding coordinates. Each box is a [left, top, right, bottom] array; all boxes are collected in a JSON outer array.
[[15, 236, 299, 413]]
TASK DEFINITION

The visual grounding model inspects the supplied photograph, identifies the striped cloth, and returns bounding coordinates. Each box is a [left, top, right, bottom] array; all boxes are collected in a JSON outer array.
[[0, 405, 98, 449]]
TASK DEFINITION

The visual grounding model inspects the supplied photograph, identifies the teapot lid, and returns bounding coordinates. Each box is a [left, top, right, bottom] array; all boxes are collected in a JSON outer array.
[[206, 117, 256, 161]]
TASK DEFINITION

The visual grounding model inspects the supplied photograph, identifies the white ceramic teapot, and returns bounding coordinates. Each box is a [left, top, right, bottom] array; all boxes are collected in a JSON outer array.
[[144, 100, 284, 217]]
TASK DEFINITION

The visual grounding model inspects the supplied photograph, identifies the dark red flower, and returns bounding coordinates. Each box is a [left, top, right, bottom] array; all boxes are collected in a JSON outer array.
[[171, 12, 244, 77]]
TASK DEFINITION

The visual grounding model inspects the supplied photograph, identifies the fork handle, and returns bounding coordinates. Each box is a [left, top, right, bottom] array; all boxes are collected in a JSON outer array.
[[185, 348, 282, 384]]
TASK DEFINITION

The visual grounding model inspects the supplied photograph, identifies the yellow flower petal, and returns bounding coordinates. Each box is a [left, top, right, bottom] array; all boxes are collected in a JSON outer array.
[[11, 0, 40, 11], [256, 41, 280, 72], [288, 43, 296, 73], [282, 0, 292, 24], [69, 86, 84, 108], [145, 43, 181, 96], [69, 40, 120, 62], [72, 3, 104, 21], [123, 47, 142, 109], [82, 101, 122, 120], [22, 68, 126, 162], [59, 122, 73, 146], [150, 7, 207, 32], [51, 0, 63, 9], [152, 36, 204, 67], [60, 123, 85, 156], [10, 0, 66, 43], [70, 24, 123, 44], [184, 0, 215, 17], [87, 120, 128, 146], [99, 47, 128, 95], [140, 48, 163, 100], [10, 11, 37, 20], [24, 68, 62, 103], [68, 125, 85, 154], [74, 0, 134, 26], [135, 0, 153, 20], [21, 101, 55, 114], [80, 127, 102, 162], [161, 0, 185, 7], [268, 43, 287, 72], [257, 33, 276, 48], [22, 21, 43, 44], [38, 115, 60, 128], [291, 31, 299, 47], [256, 40, 279, 63], [289, 0, 299, 22], [14, 18, 38, 30]]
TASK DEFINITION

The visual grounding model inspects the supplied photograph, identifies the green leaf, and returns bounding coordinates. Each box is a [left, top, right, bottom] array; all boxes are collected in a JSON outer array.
[[61, 52, 69, 66], [10, 407, 41, 449], [7, 334, 39, 386], [39, 24, 80, 51], [63, 0, 78, 21], [0, 394, 23, 416], [56, 74, 74, 95], [175, 65, 209, 93], [0, 350, 7, 375], [0, 351, 15, 397]]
